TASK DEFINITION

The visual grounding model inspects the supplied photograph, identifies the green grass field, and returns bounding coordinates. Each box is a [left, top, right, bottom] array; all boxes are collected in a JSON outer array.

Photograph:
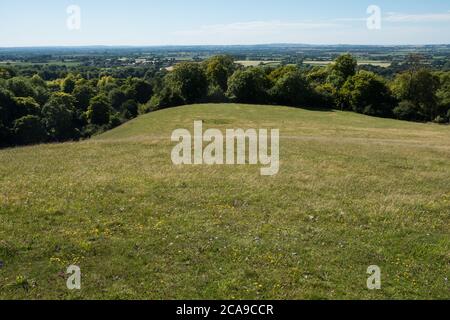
[[0, 104, 449, 299]]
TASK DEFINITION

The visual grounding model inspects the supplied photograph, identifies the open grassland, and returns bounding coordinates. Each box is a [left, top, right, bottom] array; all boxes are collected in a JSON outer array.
[[0, 104, 449, 299]]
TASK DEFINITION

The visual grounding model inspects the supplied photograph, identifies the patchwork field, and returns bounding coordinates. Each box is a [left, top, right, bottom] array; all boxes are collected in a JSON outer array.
[[0, 104, 449, 299], [303, 60, 392, 68]]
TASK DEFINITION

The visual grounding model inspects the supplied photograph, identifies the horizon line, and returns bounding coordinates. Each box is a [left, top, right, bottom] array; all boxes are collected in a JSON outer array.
[[1, 43, 450, 49]]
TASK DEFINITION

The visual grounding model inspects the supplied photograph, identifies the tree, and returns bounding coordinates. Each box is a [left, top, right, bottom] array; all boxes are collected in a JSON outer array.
[[204, 55, 236, 91], [30, 74, 50, 105], [0, 67, 16, 79], [269, 70, 315, 107], [13, 115, 47, 145], [13, 97, 41, 118], [148, 85, 185, 111], [73, 84, 95, 111], [392, 69, 440, 121], [109, 88, 128, 110], [268, 65, 298, 84], [341, 71, 394, 116], [120, 99, 138, 119], [87, 94, 111, 125], [7, 77, 35, 98], [437, 72, 450, 117], [393, 100, 420, 121], [327, 54, 358, 92], [0, 123, 11, 147], [227, 67, 269, 104], [168, 63, 208, 104], [97, 76, 116, 92], [41, 93, 76, 141], [0, 87, 17, 127], [132, 79, 153, 104], [61, 74, 76, 94], [332, 54, 357, 80]]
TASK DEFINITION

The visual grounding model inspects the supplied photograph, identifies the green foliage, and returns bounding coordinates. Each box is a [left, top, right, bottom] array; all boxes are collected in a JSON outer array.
[[72, 84, 95, 111], [0, 88, 16, 127], [109, 88, 128, 110], [87, 94, 111, 125], [168, 62, 208, 104], [13, 115, 47, 145], [322, 54, 359, 96], [7, 77, 36, 98], [148, 86, 185, 110], [41, 93, 76, 141], [131, 79, 153, 104], [0, 67, 16, 79], [393, 100, 421, 121], [341, 71, 393, 116], [0, 123, 11, 147], [204, 55, 236, 91], [206, 85, 228, 103], [437, 72, 450, 112], [392, 69, 440, 121], [120, 99, 138, 119], [97, 76, 116, 91], [268, 65, 298, 84], [13, 96, 41, 117], [269, 70, 315, 107], [227, 67, 269, 104], [332, 53, 357, 80], [61, 74, 76, 94]]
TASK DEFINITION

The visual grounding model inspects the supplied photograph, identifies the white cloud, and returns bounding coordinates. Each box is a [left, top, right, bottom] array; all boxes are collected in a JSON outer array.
[[385, 11, 450, 22]]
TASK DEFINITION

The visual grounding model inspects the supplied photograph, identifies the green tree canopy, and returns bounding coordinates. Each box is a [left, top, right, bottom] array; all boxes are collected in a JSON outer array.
[[13, 115, 47, 145], [270, 70, 315, 107], [87, 94, 111, 125], [167, 63, 208, 104], [392, 69, 440, 121], [204, 55, 236, 91], [227, 67, 269, 104], [42, 93, 76, 141], [341, 71, 394, 116]]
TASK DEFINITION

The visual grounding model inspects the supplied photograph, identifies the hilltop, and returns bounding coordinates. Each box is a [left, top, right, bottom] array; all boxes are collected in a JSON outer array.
[[0, 104, 449, 299]]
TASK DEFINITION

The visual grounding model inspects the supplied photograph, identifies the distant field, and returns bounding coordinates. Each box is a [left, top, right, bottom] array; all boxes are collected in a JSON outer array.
[[235, 60, 281, 67], [0, 60, 82, 67], [303, 60, 392, 68], [0, 104, 449, 299]]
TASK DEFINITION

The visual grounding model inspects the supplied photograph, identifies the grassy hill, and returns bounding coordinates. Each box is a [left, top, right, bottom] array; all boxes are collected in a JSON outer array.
[[0, 104, 449, 299]]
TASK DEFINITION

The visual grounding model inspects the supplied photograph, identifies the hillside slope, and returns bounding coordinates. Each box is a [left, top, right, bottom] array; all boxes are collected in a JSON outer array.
[[0, 104, 449, 299]]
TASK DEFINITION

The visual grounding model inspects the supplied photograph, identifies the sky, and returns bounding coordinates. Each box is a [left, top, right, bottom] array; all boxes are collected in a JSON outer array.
[[1, 0, 450, 47]]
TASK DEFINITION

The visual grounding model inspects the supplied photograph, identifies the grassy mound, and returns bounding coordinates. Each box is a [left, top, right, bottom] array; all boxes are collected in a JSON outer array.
[[0, 104, 449, 299]]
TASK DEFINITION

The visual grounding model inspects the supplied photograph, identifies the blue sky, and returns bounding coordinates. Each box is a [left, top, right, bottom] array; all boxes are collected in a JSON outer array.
[[1, 0, 450, 46]]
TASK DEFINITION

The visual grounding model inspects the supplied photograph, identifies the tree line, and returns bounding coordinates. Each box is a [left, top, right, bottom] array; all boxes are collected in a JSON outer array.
[[1, 54, 450, 148]]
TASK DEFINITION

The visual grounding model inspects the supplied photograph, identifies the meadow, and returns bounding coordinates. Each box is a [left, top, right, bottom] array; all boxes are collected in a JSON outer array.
[[0, 104, 449, 299]]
